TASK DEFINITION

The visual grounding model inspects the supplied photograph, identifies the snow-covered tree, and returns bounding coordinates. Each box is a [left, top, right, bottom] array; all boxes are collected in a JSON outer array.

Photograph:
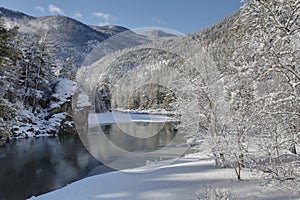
[[18, 36, 55, 113], [238, 0, 300, 182], [95, 73, 111, 112], [0, 18, 20, 140], [59, 57, 77, 80], [188, 0, 300, 183], [211, 0, 300, 187]]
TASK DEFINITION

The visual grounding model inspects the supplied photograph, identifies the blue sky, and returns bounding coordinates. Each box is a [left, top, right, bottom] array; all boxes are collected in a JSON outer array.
[[0, 0, 242, 34]]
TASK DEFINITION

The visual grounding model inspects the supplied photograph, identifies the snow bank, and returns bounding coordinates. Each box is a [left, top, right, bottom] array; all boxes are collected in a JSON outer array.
[[88, 112, 177, 126], [76, 93, 91, 108], [13, 79, 76, 138], [113, 108, 176, 116], [50, 78, 76, 109], [29, 152, 298, 200]]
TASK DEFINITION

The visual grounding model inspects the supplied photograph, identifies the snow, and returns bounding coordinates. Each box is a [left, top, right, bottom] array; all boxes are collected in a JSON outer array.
[[76, 93, 91, 108], [10, 78, 76, 138], [114, 108, 176, 115], [54, 79, 75, 97], [28, 151, 299, 200], [48, 113, 67, 127], [88, 111, 177, 126], [50, 78, 75, 109]]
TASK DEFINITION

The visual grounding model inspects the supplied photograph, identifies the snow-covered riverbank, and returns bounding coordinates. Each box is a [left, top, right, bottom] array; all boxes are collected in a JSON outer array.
[[88, 111, 177, 126], [29, 151, 299, 200], [112, 108, 177, 116]]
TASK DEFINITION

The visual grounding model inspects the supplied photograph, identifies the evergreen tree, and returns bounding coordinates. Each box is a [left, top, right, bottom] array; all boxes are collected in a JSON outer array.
[[18, 36, 55, 113], [59, 57, 77, 80], [0, 18, 19, 139]]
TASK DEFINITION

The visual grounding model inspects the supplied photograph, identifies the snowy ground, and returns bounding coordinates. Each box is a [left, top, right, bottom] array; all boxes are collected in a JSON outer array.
[[29, 152, 299, 200], [88, 111, 177, 126]]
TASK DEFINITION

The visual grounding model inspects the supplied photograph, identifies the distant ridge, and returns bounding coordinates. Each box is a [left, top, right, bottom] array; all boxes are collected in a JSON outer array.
[[0, 7, 149, 67]]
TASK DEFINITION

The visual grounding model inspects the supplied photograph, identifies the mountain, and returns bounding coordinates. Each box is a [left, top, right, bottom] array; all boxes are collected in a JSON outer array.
[[75, 12, 239, 113], [139, 29, 178, 40], [0, 7, 34, 20], [90, 25, 130, 36], [0, 7, 181, 140], [194, 10, 240, 44], [0, 7, 180, 67], [0, 6, 239, 140], [0, 7, 149, 67], [76, 35, 202, 112]]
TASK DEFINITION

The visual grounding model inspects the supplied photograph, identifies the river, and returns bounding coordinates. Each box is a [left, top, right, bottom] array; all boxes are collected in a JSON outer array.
[[0, 112, 186, 200]]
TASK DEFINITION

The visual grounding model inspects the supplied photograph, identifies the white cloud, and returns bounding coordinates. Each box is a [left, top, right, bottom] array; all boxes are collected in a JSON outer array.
[[92, 12, 116, 21], [49, 4, 64, 15], [152, 17, 167, 25], [35, 6, 45, 13], [99, 22, 110, 26], [74, 12, 83, 18]]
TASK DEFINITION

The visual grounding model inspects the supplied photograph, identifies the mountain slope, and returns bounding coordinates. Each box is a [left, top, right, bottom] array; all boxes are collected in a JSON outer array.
[[90, 25, 130, 36], [0, 7, 149, 67], [139, 29, 178, 40], [0, 7, 34, 20], [0, 7, 180, 140]]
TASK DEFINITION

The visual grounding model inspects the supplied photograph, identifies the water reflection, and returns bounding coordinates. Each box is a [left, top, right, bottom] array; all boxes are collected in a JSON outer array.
[[80, 120, 186, 170], [0, 119, 184, 200], [100, 122, 177, 151], [0, 135, 104, 200]]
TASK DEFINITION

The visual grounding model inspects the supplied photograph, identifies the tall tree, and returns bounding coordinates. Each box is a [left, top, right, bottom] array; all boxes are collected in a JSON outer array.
[[18, 36, 55, 113]]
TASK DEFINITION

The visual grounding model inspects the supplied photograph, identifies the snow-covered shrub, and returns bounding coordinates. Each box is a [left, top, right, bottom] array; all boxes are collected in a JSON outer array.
[[196, 187, 238, 200]]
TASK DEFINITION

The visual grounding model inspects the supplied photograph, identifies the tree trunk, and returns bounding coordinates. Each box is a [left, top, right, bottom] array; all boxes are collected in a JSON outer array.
[[289, 144, 297, 154]]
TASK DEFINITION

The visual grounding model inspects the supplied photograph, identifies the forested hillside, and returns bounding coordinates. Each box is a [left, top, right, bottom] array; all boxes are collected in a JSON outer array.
[[190, 0, 300, 190], [75, 0, 300, 192], [0, 19, 78, 142]]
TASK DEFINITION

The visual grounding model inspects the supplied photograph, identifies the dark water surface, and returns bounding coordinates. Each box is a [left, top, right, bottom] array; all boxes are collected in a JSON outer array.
[[0, 120, 183, 200], [0, 134, 105, 200]]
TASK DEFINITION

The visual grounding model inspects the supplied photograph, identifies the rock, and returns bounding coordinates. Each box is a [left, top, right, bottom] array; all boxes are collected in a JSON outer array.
[[0, 129, 11, 144], [38, 98, 50, 109], [58, 114, 77, 134], [47, 100, 72, 119]]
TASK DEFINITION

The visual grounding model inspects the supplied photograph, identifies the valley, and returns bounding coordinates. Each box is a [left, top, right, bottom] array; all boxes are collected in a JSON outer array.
[[0, 0, 300, 199]]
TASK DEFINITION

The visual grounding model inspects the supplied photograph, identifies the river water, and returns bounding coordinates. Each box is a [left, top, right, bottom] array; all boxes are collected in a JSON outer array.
[[0, 113, 186, 200]]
